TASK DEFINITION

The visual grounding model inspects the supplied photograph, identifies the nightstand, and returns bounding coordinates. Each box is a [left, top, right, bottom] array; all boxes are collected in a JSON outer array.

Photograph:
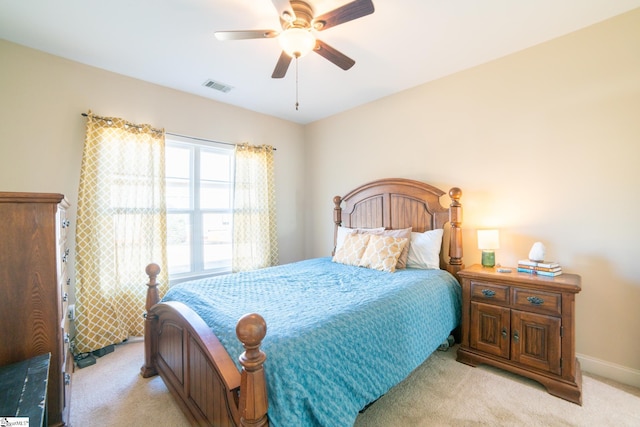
[[456, 264, 582, 405]]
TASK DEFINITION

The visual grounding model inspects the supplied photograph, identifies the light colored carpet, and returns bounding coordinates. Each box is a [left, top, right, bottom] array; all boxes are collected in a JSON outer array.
[[70, 339, 640, 426]]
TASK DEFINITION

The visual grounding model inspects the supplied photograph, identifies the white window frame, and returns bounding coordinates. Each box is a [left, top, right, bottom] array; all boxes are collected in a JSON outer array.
[[166, 136, 234, 284]]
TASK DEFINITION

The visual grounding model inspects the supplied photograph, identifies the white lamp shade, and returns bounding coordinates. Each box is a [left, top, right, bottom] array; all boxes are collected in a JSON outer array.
[[278, 28, 316, 58], [477, 229, 500, 250]]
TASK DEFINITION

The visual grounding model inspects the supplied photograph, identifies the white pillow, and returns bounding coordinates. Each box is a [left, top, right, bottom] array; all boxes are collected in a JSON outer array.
[[335, 226, 384, 252], [406, 229, 444, 269]]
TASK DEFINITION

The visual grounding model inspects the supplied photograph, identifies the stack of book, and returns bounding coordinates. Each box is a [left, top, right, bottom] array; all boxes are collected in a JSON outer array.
[[517, 260, 562, 276]]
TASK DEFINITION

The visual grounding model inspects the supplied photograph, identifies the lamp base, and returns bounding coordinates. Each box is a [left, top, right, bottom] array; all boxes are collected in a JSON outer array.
[[481, 250, 495, 268]]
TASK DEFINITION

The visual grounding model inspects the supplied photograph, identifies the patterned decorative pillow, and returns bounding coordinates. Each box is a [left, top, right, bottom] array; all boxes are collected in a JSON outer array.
[[359, 234, 409, 273], [332, 232, 372, 266], [360, 227, 412, 269]]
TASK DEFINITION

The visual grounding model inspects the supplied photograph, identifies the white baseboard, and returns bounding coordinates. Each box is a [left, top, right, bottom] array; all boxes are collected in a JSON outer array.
[[577, 353, 640, 389]]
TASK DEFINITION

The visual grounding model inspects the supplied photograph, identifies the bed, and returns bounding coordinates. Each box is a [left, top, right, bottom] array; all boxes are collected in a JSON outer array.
[[141, 178, 464, 427]]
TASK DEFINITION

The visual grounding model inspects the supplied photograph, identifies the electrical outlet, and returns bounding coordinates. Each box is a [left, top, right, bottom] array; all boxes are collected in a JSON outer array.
[[68, 304, 76, 321]]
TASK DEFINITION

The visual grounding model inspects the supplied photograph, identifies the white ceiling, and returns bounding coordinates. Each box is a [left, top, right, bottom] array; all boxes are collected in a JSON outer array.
[[2, 0, 639, 124]]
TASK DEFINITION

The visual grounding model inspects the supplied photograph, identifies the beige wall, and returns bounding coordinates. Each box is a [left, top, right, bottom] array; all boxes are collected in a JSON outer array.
[[2, 8, 639, 386], [0, 38, 307, 279], [305, 9, 640, 381]]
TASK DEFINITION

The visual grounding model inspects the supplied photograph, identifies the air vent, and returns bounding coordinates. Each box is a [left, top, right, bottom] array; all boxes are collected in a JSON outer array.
[[202, 79, 233, 93]]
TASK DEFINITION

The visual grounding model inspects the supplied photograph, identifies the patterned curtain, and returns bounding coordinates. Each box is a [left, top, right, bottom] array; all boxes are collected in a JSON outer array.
[[74, 111, 168, 354], [232, 143, 278, 272]]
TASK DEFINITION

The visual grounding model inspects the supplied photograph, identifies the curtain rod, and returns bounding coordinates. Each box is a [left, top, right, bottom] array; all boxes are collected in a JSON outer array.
[[81, 112, 162, 134], [81, 113, 276, 150], [165, 131, 276, 151]]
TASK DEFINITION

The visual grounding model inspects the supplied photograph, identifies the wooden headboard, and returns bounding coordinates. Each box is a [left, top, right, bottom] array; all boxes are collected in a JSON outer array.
[[333, 178, 463, 278]]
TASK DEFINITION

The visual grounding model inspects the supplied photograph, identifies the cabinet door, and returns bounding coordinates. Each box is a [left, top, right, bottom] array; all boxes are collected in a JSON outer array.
[[470, 302, 510, 359], [511, 310, 561, 375]]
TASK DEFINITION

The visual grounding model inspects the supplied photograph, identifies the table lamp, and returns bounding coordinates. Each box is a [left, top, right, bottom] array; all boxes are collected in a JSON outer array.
[[477, 229, 499, 268]]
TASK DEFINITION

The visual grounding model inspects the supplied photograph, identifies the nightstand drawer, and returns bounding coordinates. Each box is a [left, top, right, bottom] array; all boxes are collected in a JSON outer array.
[[512, 288, 561, 316], [470, 281, 509, 304]]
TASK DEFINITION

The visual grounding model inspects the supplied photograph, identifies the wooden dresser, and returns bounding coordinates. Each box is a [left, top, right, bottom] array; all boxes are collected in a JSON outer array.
[[0, 192, 72, 426], [456, 264, 582, 405]]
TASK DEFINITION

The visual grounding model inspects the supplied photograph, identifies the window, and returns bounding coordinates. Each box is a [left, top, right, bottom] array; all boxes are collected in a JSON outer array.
[[165, 137, 234, 281]]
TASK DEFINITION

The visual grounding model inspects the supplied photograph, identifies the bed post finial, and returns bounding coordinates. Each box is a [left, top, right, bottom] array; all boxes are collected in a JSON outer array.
[[141, 263, 161, 378], [333, 195, 343, 256], [237, 313, 268, 427], [447, 188, 464, 279], [144, 263, 161, 310]]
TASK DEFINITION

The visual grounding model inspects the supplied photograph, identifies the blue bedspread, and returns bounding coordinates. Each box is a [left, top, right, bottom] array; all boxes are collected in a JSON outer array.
[[162, 257, 461, 427]]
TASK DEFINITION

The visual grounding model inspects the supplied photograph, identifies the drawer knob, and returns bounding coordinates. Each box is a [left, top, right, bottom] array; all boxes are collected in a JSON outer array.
[[527, 296, 544, 305], [513, 331, 520, 342], [481, 289, 496, 298], [501, 327, 507, 338]]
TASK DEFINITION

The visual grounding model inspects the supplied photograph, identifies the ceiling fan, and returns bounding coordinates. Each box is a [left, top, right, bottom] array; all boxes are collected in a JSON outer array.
[[214, 0, 375, 78]]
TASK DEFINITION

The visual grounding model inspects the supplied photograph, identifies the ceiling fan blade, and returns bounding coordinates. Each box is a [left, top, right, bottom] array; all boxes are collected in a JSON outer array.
[[272, 0, 296, 21], [272, 51, 292, 78], [214, 30, 279, 41], [313, 40, 355, 70], [313, 0, 374, 31]]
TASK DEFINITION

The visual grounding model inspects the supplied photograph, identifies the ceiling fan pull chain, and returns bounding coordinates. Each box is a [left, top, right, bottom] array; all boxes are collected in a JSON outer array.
[[295, 55, 300, 111]]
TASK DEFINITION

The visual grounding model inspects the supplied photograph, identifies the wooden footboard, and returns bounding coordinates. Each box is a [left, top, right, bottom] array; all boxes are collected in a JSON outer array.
[[141, 264, 268, 427]]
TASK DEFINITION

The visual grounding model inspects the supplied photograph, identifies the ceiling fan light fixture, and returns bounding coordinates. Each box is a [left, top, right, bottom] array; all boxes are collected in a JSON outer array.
[[278, 27, 315, 58]]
